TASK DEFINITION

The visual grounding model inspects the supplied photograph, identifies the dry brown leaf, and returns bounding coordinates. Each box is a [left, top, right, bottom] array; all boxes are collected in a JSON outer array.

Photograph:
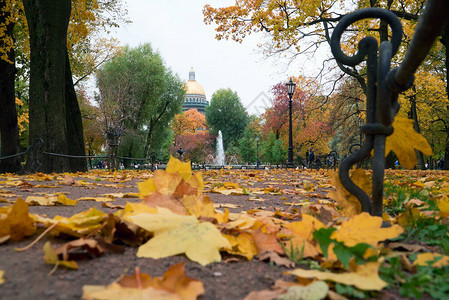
[[249, 228, 284, 255], [256, 251, 295, 268]]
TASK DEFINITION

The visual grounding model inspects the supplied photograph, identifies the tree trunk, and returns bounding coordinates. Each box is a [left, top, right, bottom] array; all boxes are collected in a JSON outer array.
[[23, 0, 71, 173], [65, 52, 87, 172], [442, 23, 449, 170], [409, 90, 426, 169], [0, 3, 21, 173]]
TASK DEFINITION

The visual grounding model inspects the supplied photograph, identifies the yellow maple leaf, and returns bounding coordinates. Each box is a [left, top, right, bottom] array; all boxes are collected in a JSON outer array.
[[413, 253, 449, 267], [137, 156, 209, 216], [331, 212, 403, 248], [285, 214, 325, 258], [327, 169, 371, 217], [286, 261, 387, 291], [222, 233, 258, 260], [165, 155, 193, 181], [0, 270, 4, 285], [0, 198, 36, 242], [385, 117, 433, 169], [125, 211, 231, 266]]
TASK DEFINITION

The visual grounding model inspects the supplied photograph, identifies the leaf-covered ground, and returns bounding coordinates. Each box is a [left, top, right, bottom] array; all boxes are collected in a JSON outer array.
[[1, 159, 448, 299]]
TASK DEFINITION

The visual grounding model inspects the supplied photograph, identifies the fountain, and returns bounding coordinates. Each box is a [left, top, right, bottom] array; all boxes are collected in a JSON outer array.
[[214, 130, 225, 166]]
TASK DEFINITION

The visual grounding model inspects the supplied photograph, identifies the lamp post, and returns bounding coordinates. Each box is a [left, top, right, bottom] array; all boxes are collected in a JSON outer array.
[[256, 136, 260, 169], [286, 78, 296, 168]]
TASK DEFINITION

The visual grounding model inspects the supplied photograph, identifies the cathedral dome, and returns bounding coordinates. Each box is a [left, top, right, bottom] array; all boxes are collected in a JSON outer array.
[[183, 67, 209, 114], [185, 80, 206, 96]]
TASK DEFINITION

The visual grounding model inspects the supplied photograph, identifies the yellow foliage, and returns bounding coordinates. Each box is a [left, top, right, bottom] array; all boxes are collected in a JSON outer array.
[[331, 212, 403, 248], [126, 210, 231, 266], [223, 233, 258, 260], [285, 214, 325, 258], [0, 198, 36, 242], [385, 117, 433, 169], [138, 156, 210, 217]]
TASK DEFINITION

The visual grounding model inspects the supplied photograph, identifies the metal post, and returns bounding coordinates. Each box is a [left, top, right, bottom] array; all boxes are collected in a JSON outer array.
[[286, 79, 296, 168], [330, 1, 449, 217]]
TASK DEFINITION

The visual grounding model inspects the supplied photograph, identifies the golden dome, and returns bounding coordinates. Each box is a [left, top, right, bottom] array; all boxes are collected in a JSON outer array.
[[184, 67, 206, 96], [185, 80, 206, 96]]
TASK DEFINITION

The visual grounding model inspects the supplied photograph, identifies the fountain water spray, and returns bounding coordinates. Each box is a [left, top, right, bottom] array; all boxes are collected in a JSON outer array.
[[214, 130, 225, 165]]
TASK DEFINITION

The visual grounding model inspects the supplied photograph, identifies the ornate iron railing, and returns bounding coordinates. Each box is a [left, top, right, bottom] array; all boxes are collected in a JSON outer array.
[[331, 0, 449, 217]]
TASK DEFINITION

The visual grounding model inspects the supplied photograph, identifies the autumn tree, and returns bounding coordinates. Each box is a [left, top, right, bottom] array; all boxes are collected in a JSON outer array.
[[0, 0, 126, 173], [96, 43, 185, 166], [171, 132, 214, 163], [262, 77, 332, 160], [205, 88, 249, 149], [171, 109, 207, 136], [78, 90, 105, 167], [328, 77, 366, 155]]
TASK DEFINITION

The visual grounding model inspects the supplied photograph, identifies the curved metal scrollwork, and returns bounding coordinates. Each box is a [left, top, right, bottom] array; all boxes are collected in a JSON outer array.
[[331, 2, 449, 217], [330, 8, 404, 216]]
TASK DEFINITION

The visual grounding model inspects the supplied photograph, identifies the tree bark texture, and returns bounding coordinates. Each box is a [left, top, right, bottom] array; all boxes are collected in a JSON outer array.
[[65, 53, 87, 172], [0, 2, 21, 173], [23, 0, 86, 173]]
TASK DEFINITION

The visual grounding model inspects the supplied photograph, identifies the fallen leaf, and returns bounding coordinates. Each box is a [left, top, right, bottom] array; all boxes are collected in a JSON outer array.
[[83, 263, 204, 300], [331, 212, 403, 247], [286, 261, 387, 291], [25, 195, 77, 206], [33, 207, 107, 237], [0, 198, 36, 242], [385, 117, 433, 169], [126, 211, 230, 266], [223, 233, 258, 260], [147, 263, 205, 300], [76, 196, 115, 202], [277, 281, 328, 300], [0, 270, 4, 285], [250, 228, 284, 254], [386, 242, 426, 253], [285, 214, 325, 258], [43, 241, 78, 270], [54, 238, 105, 261], [413, 252, 449, 267], [256, 251, 295, 268], [243, 289, 285, 300]]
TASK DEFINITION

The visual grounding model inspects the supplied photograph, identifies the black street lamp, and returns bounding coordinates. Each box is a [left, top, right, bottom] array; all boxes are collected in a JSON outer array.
[[256, 136, 260, 169], [286, 78, 296, 168]]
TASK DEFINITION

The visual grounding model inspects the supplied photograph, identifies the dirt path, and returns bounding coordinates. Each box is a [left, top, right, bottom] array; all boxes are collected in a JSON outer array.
[[0, 168, 335, 300]]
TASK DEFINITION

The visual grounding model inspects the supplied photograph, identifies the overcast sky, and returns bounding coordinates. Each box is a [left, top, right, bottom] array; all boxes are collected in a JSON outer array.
[[107, 0, 326, 115]]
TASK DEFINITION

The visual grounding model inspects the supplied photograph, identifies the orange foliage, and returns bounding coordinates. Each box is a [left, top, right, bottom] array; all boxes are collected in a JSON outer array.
[[171, 109, 207, 136]]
